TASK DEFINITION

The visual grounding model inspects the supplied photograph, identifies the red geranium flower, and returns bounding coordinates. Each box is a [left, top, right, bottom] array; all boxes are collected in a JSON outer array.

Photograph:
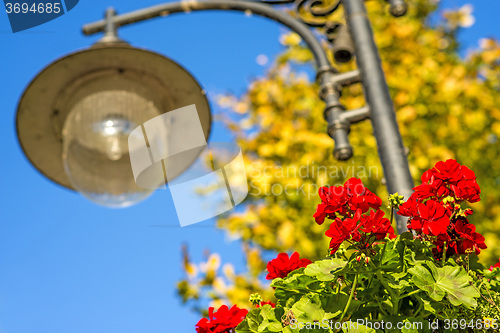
[[196, 305, 248, 333], [325, 209, 395, 253], [325, 210, 362, 254], [266, 252, 312, 280], [344, 178, 382, 213], [313, 185, 349, 224], [403, 199, 450, 236], [412, 178, 448, 200], [398, 195, 419, 217], [451, 179, 480, 203], [325, 219, 353, 254], [256, 301, 276, 308], [360, 209, 395, 240], [432, 159, 464, 183], [314, 178, 381, 225], [316, 161, 485, 263], [412, 160, 480, 203], [454, 219, 487, 255]]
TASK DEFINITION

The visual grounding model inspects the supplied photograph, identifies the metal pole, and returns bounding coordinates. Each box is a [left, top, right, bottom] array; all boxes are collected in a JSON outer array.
[[343, 0, 414, 233]]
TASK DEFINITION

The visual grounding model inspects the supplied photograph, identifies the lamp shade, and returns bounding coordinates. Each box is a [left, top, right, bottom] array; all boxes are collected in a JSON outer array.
[[16, 44, 211, 206]]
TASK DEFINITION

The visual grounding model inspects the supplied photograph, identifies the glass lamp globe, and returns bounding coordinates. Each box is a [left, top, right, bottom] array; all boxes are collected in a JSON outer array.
[[16, 45, 212, 208], [62, 90, 161, 207]]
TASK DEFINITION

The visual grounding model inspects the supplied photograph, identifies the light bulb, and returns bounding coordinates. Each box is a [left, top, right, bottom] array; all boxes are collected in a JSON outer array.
[[97, 115, 130, 161], [62, 89, 163, 207]]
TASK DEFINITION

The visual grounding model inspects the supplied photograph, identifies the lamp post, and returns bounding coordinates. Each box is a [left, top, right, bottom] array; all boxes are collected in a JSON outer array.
[[16, 0, 413, 232]]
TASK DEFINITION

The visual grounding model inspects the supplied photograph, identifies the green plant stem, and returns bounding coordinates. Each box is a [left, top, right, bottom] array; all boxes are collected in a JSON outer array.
[[373, 297, 389, 316], [400, 289, 421, 298], [379, 241, 388, 267], [414, 301, 423, 317], [376, 271, 399, 315], [369, 261, 400, 315], [390, 204, 394, 226], [340, 274, 358, 322], [365, 242, 388, 290], [441, 241, 447, 266], [484, 285, 500, 314]]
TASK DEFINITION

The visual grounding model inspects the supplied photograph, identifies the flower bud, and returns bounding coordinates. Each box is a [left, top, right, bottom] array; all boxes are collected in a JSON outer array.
[[442, 196, 456, 204], [388, 193, 405, 208], [249, 293, 263, 306]]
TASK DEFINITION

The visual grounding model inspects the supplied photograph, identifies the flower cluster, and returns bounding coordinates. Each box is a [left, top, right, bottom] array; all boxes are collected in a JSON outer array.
[[266, 252, 311, 280], [398, 159, 486, 258], [313, 178, 382, 224], [195, 253, 311, 332], [314, 178, 395, 254], [412, 159, 480, 203], [196, 305, 248, 333]]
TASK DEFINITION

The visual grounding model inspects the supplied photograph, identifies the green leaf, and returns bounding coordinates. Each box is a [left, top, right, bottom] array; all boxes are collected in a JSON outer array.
[[236, 308, 261, 333], [384, 271, 410, 290], [421, 298, 444, 314], [321, 292, 361, 319], [272, 272, 323, 302], [291, 294, 325, 323], [258, 305, 283, 332], [409, 261, 479, 309], [376, 239, 401, 271], [304, 258, 347, 281]]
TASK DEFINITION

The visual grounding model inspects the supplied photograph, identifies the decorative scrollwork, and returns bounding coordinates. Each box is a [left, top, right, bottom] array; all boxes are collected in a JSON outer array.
[[258, 0, 295, 4], [257, 0, 342, 28], [294, 0, 342, 27]]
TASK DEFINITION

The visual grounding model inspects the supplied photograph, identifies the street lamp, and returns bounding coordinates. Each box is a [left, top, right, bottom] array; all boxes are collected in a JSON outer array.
[[16, 0, 413, 232], [16, 37, 211, 207]]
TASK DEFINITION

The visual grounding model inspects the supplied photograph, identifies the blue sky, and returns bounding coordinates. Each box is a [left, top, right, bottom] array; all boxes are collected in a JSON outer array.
[[0, 0, 498, 332]]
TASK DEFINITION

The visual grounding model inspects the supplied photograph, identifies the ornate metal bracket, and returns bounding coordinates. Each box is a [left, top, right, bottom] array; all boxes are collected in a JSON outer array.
[[294, 0, 342, 27]]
